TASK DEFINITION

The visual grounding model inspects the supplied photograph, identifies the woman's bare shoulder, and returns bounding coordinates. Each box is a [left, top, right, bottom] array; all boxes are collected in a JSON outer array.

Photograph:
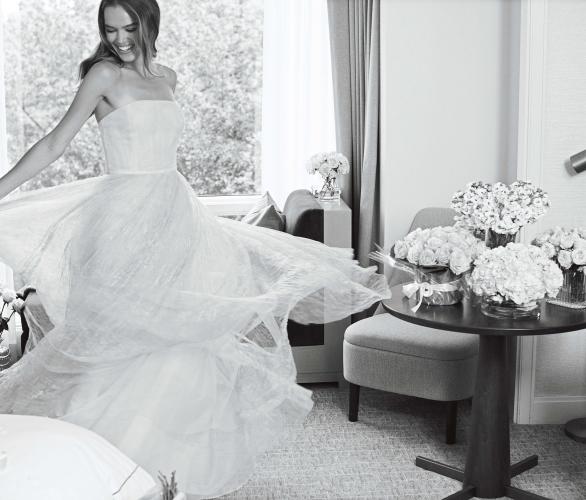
[[84, 60, 122, 87], [155, 63, 178, 91]]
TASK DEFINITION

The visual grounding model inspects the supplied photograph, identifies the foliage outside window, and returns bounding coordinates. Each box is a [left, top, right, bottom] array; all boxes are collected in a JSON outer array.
[[2, 0, 263, 196]]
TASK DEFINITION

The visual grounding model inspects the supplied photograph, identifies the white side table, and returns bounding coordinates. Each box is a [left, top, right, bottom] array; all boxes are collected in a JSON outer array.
[[292, 198, 352, 384]]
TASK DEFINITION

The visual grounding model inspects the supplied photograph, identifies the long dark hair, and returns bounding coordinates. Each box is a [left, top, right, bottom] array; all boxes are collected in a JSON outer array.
[[79, 0, 161, 80]]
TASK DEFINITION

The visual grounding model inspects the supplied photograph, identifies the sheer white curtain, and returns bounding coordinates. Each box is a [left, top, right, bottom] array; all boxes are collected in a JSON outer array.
[[0, 0, 17, 348], [261, 0, 336, 208]]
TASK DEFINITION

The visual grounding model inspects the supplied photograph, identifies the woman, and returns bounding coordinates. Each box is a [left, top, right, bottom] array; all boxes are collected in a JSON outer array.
[[0, 0, 390, 498]]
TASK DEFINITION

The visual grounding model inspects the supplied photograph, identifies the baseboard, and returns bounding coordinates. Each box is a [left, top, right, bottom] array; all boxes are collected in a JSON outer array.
[[530, 395, 586, 424]]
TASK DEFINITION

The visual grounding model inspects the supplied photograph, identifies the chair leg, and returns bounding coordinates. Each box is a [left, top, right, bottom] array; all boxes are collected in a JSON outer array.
[[348, 383, 360, 422], [446, 400, 458, 444]]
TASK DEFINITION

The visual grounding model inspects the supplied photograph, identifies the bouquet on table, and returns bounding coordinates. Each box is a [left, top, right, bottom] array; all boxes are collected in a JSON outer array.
[[0, 287, 25, 370], [468, 243, 562, 318], [306, 152, 350, 201], [532, 226, 586, 307], [451, 181, 550, 247], [0, 287, 24, 337], [370, 226, 486, 311]]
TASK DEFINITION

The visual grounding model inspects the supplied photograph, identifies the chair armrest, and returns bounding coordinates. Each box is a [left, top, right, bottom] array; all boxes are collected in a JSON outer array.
[[282, 189, 324, 242]]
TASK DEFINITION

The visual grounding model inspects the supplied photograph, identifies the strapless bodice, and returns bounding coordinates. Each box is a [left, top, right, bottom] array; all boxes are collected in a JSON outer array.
[[98, 100, 183, 174]]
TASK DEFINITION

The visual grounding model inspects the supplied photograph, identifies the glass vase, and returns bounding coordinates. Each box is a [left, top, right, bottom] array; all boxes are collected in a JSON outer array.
[[480, 295, 540, 319], [548, 266, 586, 308], [415, 267, 463, 306], [485, 228, 517, 249], [318, 175, 341, 201], [0, 343, 11, 371]]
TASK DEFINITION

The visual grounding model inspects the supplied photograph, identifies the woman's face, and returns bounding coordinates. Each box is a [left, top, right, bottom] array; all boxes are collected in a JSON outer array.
[[104, 5, 139, 64]]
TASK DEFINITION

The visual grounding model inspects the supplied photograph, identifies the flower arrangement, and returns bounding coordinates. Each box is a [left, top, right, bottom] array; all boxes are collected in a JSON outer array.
[[392, 226, 486, 276], [531, 227, 586, 307], [468, 243, 562, 306], [532, 226, 586, 270], [0, 287, 24, 340], [158, 471, 186, 500], [451, 180, 550, 235], [306, 152, 350, 201], [306, 152, 350, 178]]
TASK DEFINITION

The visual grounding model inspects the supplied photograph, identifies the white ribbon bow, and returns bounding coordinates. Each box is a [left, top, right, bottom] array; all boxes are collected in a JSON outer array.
[[402, 281, 460, 312]]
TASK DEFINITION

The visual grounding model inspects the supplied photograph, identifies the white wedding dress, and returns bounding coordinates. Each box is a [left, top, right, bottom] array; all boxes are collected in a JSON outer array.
[[0, 99, 390, 498]]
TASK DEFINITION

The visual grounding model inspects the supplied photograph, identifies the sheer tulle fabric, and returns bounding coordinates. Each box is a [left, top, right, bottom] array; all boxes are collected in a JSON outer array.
[[0, 100, 390, 499]]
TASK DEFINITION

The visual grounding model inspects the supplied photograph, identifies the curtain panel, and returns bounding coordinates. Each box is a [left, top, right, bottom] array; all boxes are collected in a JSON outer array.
[[327, 0, 380, 268], [261, 0, 336, 208]]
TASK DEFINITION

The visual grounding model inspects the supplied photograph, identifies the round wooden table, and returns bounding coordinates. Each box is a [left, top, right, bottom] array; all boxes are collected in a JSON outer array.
[[381, 285, 586, 500]]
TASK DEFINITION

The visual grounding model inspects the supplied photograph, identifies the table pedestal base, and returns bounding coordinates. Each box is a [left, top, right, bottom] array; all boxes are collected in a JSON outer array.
[[416, 455, 550, 499], [415, 336, 552, 500], [565, 417, 586, 443]]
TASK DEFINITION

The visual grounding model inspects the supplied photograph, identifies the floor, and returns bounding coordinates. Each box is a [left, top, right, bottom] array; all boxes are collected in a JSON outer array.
[[221, 383, 586, 499]]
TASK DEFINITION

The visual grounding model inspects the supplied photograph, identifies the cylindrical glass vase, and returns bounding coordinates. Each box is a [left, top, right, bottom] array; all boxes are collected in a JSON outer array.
[[548, 266, 586, 308], [415, 267, 463, 306], [480, 295, 540, 320], [318, 175, 341, 201], [0, 343, 11, 371], [485, 228, 517, 249]]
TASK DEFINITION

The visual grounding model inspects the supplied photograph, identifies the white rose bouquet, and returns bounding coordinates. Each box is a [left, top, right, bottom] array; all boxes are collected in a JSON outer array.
[[0, 286, 24, 341], [451, 180, 550, 235], [468, 243, 562, 305], [393, 225, 486, 276], [532, 226, 586, 271], [306, 152, 350, 179], [532, 227, 586, 307]]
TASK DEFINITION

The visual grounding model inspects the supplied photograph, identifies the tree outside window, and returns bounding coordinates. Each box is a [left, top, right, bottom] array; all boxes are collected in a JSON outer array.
[[2, 0, 263, 196]]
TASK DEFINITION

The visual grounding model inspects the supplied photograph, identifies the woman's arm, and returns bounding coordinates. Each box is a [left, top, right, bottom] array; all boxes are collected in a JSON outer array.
[[0, 61, 119, 200]]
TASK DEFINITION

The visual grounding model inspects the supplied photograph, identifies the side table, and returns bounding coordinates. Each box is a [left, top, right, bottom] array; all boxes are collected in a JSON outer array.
[[292, 197, 352, 383], [382, 285, 586, 500]]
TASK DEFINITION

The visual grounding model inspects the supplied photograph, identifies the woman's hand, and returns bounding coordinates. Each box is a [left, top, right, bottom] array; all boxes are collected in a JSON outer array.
[[0, 61, 119, 200]]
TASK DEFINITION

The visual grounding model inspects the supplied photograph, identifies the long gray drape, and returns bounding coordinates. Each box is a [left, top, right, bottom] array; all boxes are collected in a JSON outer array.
[[327, 0, 380, 268]]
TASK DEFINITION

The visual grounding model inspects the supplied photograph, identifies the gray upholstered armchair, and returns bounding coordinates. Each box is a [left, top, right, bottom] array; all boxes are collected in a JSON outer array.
[[343, 207, 479, 444]]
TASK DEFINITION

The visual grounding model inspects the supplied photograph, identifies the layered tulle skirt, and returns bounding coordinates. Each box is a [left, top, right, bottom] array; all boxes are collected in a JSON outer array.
[[0, 170, 389, 498]]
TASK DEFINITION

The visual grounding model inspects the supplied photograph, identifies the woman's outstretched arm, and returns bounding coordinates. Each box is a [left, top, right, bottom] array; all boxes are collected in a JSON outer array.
[[0, 61, 118, 200]]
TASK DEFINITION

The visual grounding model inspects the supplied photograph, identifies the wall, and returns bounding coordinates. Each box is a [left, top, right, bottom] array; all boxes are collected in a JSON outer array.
[[379, 0, 519, 247], [379, 0, 586, 423], [514, 0, 586, 423]]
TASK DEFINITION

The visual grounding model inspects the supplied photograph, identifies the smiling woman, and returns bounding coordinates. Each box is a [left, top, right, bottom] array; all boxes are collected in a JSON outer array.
[[2, 0, 263, 196]]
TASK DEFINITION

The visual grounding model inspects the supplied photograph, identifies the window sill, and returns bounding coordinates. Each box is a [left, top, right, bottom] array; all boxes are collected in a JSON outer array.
[[198, 194, 261, 216]]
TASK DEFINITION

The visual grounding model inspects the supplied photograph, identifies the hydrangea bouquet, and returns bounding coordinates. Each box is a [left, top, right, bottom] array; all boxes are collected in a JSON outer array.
[[468, 243, 562, 317], [306, 152, 350, 178], [532, 227, 586, 307], [306, 152, 350, 201], [451, 181, 550, 244]]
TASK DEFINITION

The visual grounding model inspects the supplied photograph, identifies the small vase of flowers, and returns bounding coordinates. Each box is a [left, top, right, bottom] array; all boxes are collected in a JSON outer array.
[[532, 226, 586, 308], [306, 152, 350, 201], [0, 287, 25, 371], [468, 243, 563, 319], [451, 180, 550, 249]]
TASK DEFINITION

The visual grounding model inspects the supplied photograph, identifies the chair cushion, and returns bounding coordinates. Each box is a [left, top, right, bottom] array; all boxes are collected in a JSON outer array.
[[344, 314, 478, 361]]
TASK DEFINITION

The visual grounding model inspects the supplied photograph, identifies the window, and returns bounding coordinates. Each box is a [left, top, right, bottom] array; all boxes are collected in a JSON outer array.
[[2, 0, 263, 198]]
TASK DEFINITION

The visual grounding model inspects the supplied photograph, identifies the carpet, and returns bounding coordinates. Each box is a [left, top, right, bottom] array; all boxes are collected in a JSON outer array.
[[221, 383, 586, 499]]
